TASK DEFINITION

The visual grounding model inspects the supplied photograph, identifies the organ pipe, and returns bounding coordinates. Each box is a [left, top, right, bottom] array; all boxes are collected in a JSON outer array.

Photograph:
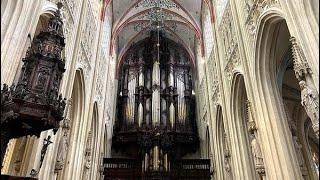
[[152, 61, 160, 126], [116, 34, 197, 173], [137, 57, 144, 127]]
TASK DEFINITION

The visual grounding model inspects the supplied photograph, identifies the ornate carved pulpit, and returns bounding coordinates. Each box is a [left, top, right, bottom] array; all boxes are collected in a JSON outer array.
[[1, 9, 66, 167]]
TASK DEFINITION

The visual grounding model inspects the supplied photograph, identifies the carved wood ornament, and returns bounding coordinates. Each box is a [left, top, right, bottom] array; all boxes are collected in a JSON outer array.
[[1, 7, 67, 164]]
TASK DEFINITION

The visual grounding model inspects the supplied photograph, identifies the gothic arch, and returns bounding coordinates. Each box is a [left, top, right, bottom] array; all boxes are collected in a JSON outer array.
[[230, 72, 256, 179], [61, 69, 86, 180], [253, 11, 304, 179], [81, 102, 99, 180], [215, 104, 230, 180]]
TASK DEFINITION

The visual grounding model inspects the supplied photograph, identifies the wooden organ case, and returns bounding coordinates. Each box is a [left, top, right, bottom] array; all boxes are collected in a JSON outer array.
[[103, 32, 211, 180]]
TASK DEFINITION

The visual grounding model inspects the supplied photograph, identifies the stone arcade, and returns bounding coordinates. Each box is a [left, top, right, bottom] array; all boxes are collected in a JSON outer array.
[[1, 0, 319, 180]]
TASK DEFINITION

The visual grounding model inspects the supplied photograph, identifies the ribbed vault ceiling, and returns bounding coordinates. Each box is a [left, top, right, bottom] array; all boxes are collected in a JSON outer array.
[[104, 0, 215, 60]]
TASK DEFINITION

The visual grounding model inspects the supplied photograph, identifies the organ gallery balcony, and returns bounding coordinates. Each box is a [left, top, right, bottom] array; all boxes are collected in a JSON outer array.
[[103, 158, 211, 180]]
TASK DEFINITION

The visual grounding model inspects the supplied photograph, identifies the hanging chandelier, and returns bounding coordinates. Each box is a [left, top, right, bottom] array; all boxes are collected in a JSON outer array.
[[134, 0, 178, 33], [139, 8, 174, 23], [136, 0, 179, 9]]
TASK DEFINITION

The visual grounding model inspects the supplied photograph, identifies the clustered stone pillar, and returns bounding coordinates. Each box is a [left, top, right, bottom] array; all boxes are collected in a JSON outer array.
[[290, 37, 319, 139]]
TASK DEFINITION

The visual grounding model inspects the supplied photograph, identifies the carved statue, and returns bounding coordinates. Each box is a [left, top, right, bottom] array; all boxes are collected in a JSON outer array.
[[55, 98, 72, 172], [83, 150, 92, 179], [299, 80, 319, 132], [83, 130, 93, 178], [223, 132, 232, 179], [223, 132, 230, 156], [55, 130, 69, 171], [247, 20, 256, 35], [250, 133, 264, 168]]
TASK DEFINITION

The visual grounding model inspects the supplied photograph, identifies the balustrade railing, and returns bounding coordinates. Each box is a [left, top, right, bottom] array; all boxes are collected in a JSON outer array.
[[103, 158, 211, 180]]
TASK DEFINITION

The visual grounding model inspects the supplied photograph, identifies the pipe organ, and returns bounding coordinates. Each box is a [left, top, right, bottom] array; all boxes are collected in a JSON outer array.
[[117, 33, 194, 132], [107, 32, 210, 179]]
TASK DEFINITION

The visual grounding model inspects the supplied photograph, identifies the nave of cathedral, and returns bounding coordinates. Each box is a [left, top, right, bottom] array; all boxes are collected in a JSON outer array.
[[1, 0, 319, 180]]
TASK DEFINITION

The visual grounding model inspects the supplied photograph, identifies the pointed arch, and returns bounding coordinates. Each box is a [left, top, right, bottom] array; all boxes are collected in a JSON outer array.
[[230, 72, 256, 179], [254, 9, 319, 179], [61, 69, 86, 179], [82, 102, 99, 179], [215, 104, 231, 180], [252, 9, 306, 179]]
